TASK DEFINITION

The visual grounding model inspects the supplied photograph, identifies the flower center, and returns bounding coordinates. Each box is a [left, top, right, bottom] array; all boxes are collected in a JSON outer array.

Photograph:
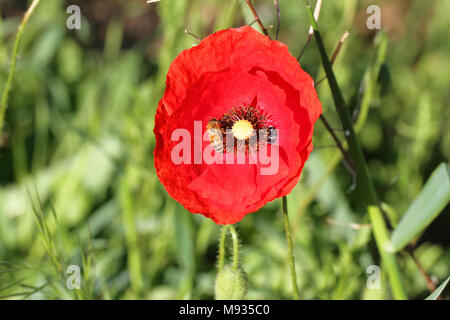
[[231, 120, 254, 140], [207, 105, 277, 154]]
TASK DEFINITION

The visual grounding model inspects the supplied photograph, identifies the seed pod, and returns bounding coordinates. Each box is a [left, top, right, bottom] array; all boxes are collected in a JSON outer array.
[[215, 265, 248, 300]]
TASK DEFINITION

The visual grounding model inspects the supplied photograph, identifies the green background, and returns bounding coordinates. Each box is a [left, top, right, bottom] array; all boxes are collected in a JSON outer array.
[[0, 0, 448, 299]]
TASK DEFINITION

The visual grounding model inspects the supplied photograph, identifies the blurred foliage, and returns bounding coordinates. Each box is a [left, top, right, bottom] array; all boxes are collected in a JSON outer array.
[[0, 0, 448, 300]]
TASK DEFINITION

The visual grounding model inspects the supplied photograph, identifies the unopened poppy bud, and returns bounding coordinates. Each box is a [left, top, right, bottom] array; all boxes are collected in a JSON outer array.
[[215, 265, 248, 300]]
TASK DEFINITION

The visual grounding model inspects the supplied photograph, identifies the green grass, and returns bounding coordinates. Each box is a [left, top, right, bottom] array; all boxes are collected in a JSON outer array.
[[0, 0, 449, 300]]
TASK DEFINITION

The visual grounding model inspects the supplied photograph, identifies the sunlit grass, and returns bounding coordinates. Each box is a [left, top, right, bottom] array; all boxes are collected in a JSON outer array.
[[0, 0, 448, 300]]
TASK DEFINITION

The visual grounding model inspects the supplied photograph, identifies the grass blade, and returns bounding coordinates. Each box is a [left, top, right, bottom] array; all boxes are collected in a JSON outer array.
[[425, 276, 450, 300], [0, 0, 42, 135], [302, 0, 407, 299], [391, 163, 450, 251]]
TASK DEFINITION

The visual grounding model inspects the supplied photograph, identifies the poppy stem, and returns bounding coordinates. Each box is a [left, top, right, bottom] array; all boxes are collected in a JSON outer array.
[[244, 0, 270, 37], [217, 226, 227, 272], [282, 196, 300, 300], [302, 0, 407, 299], [0, 0, 42, 139], [228, 225, 240, 271]]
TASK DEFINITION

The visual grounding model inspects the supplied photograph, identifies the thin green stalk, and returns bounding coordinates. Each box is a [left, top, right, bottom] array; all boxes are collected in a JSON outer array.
[[0, 0, 42, 135], [294, 31, 387, 235], [119, 178, 143, 297], [302, 0, 407, 299], [282, 196, 300, 300], [217, 226, 227, 272], [244, 0, 269, 37], [228, 225, 239, 271]]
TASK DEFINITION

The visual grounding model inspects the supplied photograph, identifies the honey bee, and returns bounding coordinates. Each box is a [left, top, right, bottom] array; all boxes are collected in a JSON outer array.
[[267, 126, 278, 144], [259, 126, 278, 146], [207, 118, 224, 153]]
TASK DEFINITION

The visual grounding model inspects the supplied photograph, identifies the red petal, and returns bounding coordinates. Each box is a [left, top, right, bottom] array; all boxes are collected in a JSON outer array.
[[154, 26, 322, 224]]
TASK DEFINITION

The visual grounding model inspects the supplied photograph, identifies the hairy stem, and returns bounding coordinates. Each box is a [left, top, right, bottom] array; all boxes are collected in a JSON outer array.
[[282, 196, 300, 300], [217, 226, 227, 272], [228, 225, 240, 271], [0, 0, 42, 137]]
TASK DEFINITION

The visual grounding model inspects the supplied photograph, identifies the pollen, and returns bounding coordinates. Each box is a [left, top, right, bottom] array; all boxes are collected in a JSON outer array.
[[232, 120, 254, 140], [218, 105, 277, 153]]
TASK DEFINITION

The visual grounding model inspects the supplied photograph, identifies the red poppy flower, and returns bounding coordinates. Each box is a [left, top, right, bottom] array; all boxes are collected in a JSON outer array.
[[154, 26, 322, 225]]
